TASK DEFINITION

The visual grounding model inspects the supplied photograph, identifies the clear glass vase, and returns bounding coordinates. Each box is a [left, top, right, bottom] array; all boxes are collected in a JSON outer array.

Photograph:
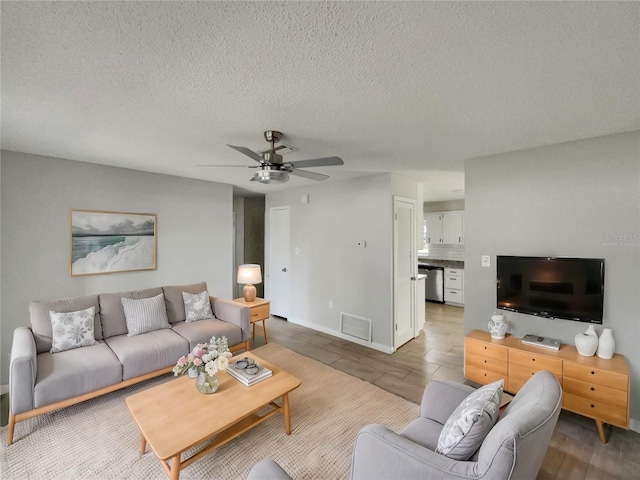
[[196, 371, 219, 394]]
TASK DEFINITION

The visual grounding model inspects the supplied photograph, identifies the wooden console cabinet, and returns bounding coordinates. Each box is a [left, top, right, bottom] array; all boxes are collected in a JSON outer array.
[[464, 330, 630, 443]]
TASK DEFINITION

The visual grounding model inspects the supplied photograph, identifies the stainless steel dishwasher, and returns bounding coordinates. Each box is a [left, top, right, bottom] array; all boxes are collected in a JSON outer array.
[[418, 265, 444, 303]]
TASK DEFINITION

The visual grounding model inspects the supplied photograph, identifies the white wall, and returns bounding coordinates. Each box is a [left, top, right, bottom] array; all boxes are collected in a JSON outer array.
[[265, 173, 422, 352], [464, 131, 640, 428], [0, 151, 234, 384]]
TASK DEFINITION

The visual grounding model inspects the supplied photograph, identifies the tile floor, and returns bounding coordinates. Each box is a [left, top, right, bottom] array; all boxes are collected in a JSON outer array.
[[250, 302, 640, 480]]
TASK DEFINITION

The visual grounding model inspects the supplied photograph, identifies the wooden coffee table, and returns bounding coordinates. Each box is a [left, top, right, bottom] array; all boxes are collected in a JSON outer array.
[[126, 352, 301, 480]]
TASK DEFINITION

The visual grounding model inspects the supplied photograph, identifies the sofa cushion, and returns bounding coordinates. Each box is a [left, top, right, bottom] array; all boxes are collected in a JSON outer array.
[[163, 282, 208, 324], [34, 342, 122, 408], [50, 306, 98, 353], [30, 295, 103, 354], [182, 290, 214, 322], [172, 318, 243, 350], [121, 293, 171, 336], [104, 329, 189, 380], [99, 287, 163, 339], [436, 379, 503, 460]]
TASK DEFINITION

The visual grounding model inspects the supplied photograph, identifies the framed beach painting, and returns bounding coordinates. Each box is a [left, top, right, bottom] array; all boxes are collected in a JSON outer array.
[[70, 209, 157, 276]]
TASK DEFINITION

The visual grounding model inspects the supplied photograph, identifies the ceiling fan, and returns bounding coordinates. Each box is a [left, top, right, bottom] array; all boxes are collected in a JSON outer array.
[[198, 130, 344, 184]]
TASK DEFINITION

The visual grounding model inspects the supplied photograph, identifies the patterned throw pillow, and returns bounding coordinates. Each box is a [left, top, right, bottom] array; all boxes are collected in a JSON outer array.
[[49, 306, 98, 353], [182, 290, 213, 322], [436, 379, 504, 460], [121, 293, 171, 336]]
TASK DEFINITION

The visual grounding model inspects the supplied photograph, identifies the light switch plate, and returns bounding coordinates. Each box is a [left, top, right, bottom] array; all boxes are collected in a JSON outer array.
[[482, 255, 491, 267]]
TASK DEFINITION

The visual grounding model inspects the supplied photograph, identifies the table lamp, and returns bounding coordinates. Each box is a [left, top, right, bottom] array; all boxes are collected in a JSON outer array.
[[237, 264, 262, 302]]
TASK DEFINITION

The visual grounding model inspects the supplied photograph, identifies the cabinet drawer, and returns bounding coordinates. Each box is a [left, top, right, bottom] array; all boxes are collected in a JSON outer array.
[[563, 377, 627, 410], [509, 349, 563, 376], [465, 364, 507, 386], [465, 338, 508, 362], [508, 364, 563, 386], [445, 289, 464, 304], [249, 304, 270, 322], [563, 363, 628, 391], [444, 275, 463, 289], [563, 392, 628, 428], [444, 268, 464, 277], [465, 352, 508, 376]]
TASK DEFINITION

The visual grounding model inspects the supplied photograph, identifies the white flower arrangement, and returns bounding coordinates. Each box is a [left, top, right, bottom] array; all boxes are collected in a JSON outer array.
[[172, 336, 232, 377]]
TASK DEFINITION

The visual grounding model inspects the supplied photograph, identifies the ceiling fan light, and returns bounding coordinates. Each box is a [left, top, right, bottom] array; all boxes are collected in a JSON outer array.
[[252, 169, 289, 184]]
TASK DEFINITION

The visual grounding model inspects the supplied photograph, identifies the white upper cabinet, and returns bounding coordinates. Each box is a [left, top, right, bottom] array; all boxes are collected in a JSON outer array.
[[424, 211, 464, 245], [425, 213, 443, 244], [443, 211, 464, 245]]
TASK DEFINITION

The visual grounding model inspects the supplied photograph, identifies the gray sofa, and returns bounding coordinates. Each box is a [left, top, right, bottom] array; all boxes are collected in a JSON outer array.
[[7, 281, 251, 445]]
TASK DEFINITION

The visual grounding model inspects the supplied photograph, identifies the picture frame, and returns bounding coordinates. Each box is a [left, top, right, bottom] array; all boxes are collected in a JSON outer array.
[[70, 209, 157, 276]]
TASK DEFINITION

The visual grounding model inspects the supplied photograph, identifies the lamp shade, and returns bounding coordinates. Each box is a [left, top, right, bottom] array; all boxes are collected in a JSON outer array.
[[237, 264, 262, 285]]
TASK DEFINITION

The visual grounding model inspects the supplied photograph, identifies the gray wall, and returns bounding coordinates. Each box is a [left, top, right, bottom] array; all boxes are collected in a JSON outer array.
[[464, 131, 640, 428], [264, 172, 421, 352], [0, 151, 234, 384]]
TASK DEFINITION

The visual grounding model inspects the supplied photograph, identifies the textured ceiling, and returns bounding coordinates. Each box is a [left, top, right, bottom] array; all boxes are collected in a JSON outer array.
[[2, 1, 638, 199]]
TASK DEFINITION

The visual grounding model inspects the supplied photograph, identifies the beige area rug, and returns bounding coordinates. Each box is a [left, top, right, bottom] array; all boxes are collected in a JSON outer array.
[[1, 343, 419, 479]]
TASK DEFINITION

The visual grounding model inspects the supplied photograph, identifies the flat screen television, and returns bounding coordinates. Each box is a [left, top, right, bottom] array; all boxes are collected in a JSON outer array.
[[497, 256, 604, 324]]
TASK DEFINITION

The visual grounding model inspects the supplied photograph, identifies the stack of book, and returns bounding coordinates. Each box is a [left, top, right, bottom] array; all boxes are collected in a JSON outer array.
[[227, 361, 273, 386]]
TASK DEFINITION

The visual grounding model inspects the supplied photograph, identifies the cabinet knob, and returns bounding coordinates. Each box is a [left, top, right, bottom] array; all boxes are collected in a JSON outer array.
[[532, 358, 536, 362], [591, 371, 595, 375], [591, 387, 595, 391], [590, 404, 595, 408]]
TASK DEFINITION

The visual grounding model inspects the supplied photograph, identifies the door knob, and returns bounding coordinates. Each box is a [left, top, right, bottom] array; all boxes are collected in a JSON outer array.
[[410, 276, 417, 280], [282, 268, 287, 272]]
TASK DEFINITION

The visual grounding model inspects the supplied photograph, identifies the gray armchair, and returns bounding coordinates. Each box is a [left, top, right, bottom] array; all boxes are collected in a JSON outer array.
[[350, 370, 562, 480]]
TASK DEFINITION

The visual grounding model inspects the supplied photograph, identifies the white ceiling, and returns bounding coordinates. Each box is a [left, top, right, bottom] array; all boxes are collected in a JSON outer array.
[[1, 2, 638, 200]]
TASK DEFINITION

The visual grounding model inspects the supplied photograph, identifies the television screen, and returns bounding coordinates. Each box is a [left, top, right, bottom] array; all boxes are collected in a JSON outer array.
[[497, 256, 604, 324]]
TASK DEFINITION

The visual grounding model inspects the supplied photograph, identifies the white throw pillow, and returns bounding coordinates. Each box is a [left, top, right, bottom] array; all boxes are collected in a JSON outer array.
[[436, 379, 504, 460], [182, 290, 213, 322], [49, 306, 98, 353], [121, 293, 171, 336]]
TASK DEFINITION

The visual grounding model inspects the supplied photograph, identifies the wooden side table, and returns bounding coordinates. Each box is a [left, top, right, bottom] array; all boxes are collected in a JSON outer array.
[[234, 297, 271, 344]]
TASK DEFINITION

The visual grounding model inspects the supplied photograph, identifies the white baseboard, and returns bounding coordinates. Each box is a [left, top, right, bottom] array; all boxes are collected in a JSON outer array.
[[287, 317, 395, 354], [629, 417, 640, 433], [0, 384, 8, 396]]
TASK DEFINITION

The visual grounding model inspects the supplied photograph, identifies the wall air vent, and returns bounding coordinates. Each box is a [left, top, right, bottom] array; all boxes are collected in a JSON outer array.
[[340, 313, 372, 343]]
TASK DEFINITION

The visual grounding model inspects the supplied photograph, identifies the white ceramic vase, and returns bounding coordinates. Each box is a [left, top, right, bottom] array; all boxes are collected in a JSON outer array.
[[596, 328, 615, 360], [488, 313, 508, 339], [575, 329, 598, 356]]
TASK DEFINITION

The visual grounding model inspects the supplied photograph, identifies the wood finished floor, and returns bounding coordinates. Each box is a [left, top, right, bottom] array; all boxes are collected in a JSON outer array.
[[249, 303, 640, 480]]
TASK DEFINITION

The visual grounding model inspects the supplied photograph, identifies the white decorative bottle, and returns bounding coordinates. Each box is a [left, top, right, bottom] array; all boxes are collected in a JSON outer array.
[[596, 328, 615, 359], [488, 313, 508, 339], [575, 325, 598, 357]]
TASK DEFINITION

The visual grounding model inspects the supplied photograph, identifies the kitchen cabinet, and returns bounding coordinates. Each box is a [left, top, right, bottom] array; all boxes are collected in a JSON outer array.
[[425, 213, 443, 244], [443, 211, 464, 245], [444, 267, 464, 305], [424, 211, 464, 245], [464, 330, 630, 444]]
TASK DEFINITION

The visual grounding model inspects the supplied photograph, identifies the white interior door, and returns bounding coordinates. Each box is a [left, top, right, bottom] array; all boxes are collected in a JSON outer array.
[[394, 197, 416, 348], [268, 206, 290, 318]]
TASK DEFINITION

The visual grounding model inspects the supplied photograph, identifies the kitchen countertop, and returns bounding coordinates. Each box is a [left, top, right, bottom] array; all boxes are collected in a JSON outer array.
[[417, 259, 464, 269]]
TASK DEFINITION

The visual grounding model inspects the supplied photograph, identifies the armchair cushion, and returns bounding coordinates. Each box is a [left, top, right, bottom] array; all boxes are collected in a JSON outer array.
[[436, 379, 503, 460]]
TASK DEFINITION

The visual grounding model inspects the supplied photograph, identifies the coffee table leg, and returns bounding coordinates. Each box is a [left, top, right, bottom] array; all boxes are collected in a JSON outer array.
[[283, 393, 291, 435], [140, 434, 147, 455], [170, 454, 181, 480]]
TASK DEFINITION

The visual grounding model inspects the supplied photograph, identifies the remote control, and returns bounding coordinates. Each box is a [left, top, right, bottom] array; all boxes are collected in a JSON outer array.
[[521, 334, 561, 351]]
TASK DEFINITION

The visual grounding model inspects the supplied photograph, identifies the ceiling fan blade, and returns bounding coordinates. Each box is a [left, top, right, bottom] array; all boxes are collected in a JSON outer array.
[[194, 164, 254, 168], [287, 156, 344, 168], [227, 144, 265, 164], [289, 169, 329, 181]]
